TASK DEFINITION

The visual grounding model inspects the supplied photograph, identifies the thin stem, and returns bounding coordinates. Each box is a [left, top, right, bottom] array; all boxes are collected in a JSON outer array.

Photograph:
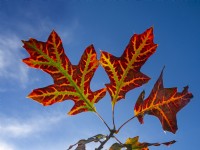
[[113, 135, 123, 145], [112, 104, 116, 130], [116, 115, 136, 133], [95, 111, 111, 131]]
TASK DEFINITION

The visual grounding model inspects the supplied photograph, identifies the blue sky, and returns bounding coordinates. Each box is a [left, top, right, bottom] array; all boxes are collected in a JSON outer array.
[[0, 0, 200, 149]]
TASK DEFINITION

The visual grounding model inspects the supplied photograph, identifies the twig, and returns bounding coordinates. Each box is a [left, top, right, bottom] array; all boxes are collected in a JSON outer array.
[[95, 111, 111, 131], [112, 105, 116, 130], [95, 130, 115, 150], [116, 115, 136, 133], [113, 135, 123, 145]]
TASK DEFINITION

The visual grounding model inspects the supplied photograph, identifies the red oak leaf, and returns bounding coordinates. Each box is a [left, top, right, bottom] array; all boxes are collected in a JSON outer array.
[[134, 69, 193, 133], [22, 31, 106, 115], [100, 27, 157, 106]]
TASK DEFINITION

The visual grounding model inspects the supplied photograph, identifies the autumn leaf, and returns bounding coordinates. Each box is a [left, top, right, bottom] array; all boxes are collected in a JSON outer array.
[[134, 69, 193, 133], [109, 136, 175, 150], [124, 136, 176, 150], [124, 136, 149, 150], [109, 143, 123, 150], [100, 27, 157, 106], [67, 134, 106, 150], [22, 31, 106, 115]]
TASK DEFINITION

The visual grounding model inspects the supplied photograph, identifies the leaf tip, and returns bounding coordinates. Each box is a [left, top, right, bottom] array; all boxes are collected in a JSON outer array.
[[89, 44, 94, 48], [147, 26, 154, 34], [157, 66, 165, 81], [161, 65, 165, 73], [21, 40, 28, 48], [50, 30, 59, 39], [99, 50, 106, 56], [27, 93, 33, 99], [164, 140, 176, 146], [51, 29, 57, 34], [184, 85, 194, 99], [67, 112, 73, 116], [150, 26, 154, 30], [25, 95, 30, 99]]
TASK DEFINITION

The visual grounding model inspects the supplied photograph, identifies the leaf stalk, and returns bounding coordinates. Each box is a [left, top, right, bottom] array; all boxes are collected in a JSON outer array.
[[116, 115, 136, 133], [112, 104, 116, 130], [95, 111, 111, 131]]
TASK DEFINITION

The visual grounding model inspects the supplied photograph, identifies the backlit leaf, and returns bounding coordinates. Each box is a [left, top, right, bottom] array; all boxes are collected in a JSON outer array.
[[109, 143, 123, 150], [67, 134, 106, 150], [124, 136, 176, 150], [100, 27, 157, 106], [109, 136, 175, 150], [134, 69, 193, 133], [22, 31, 106, 115]]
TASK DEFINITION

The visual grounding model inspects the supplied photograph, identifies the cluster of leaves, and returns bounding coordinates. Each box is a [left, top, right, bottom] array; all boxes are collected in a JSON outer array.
[[22, 27, 193, 150]]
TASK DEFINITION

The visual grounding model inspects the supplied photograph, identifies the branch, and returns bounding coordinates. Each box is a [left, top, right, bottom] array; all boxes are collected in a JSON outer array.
[[116, 115, 136, 133], [113, 135, 123, 145], [95, 130, 116, 150]]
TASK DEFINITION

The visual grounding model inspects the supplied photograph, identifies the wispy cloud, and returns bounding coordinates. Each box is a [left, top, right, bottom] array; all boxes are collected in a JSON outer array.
[[0, 18, 79, 91], [0, 112, 67, 150], [0, 33, 29, 88], [0, 112, 65, 138], [0, 140, 15, 150]]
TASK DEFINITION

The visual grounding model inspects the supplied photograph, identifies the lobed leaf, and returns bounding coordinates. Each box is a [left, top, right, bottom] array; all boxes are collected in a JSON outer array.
[[67, 134, 106, 150], [100, 27, 157, 106], [134, 69, 193, 133], [124, 136, 176, 150], [109, 143, 123, 150], [22, 31, 106, 115], [109, 136, 175, 150]]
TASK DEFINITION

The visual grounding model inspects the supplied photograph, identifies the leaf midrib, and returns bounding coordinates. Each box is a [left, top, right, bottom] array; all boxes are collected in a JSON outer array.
[[29, 42, 96, 112], [113, 31, 151, 105]]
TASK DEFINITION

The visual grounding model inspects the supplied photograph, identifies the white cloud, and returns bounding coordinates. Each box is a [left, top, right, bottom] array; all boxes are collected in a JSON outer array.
[[0, 112, 65, 138], [0, 18, 79, 91], [0, 111, 69, 150], [0, 33, 29, 88], [0, 141, 15, 150], [0, 112, 115, 150]]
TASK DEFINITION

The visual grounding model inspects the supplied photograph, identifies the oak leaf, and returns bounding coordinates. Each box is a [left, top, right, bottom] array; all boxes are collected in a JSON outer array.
[[100, 27, 157, 106], [134, 69, 193, 133], [109, 143, 123, 150], [109, 136, 175, 150], [22, 31, 106, 115], [124, 136, 176, 150]]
